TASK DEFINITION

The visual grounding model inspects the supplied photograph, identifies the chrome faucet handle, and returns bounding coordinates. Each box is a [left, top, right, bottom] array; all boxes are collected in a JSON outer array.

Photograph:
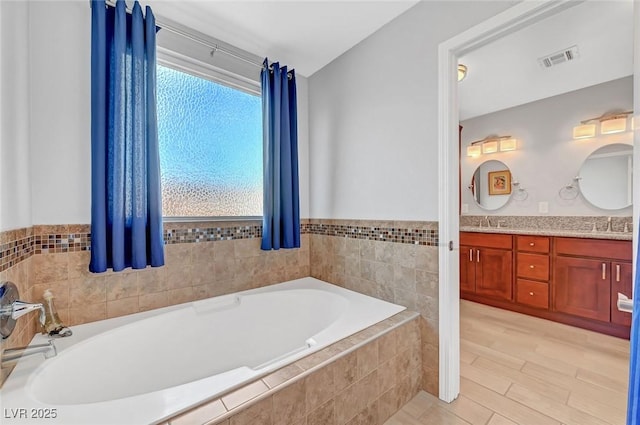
[[1, 281, 46, 338], [11, 300, 45, 326]]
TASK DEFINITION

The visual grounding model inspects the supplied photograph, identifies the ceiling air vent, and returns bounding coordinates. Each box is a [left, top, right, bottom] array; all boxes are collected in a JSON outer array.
[[538, 45, 580, 68]]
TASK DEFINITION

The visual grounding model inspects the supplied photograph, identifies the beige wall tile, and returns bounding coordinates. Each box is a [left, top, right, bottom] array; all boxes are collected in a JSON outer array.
[[68, 303, 106, 325], [229, 397, 273, 425], [167, 287, 194, 305], [356, 341, 379, 379], [378, 330, 397, 364], [32, 253, 69, 284], [67, 251, 91, 278], [165, 263, 193, 290], [307, 399, 336, 425], [214, 240, 236, 260], [69, 275, 106, 306], [272, 379, 306, 425], [139, 291, 169, 312], [33, 280, 70, 308], [106, 272, 139, 301], [164, 242, 193, 266], [345, 400, 378, 425], [333, 351, 358, 393], [305, 366, 335, 412], [137, 267, 168, 295], [107, 297, 139, 318], [191, 242, 215, 265]]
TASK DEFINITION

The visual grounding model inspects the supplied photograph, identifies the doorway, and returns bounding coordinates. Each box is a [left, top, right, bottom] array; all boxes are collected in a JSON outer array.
[[437, 0, 639, 402]]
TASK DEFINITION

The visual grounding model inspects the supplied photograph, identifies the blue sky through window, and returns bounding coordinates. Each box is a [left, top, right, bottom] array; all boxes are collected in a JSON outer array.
[[157, 65, 262, 217]]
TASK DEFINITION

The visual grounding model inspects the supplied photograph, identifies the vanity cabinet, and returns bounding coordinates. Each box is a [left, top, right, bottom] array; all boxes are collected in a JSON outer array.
[[553, 237, 632, 324], [460, 232, 632, 338], [460, 233, 513, 301]]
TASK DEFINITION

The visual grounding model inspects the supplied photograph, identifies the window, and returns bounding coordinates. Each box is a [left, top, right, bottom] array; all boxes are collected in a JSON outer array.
[[156, 64, 263, 218]]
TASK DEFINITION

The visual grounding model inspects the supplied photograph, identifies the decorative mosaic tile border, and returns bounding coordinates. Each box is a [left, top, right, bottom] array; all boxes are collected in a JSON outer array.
[[304, 222, 439, 246], [0, 234, 34, 273], [1, 218, 439, 272]]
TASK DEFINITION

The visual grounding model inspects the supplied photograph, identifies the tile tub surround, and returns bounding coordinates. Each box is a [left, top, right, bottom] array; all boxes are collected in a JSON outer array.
[[166, 311, 422, 425], [460, 215, 633, 235], [308, 219, 439, 395], [0, 221, 311, 386]]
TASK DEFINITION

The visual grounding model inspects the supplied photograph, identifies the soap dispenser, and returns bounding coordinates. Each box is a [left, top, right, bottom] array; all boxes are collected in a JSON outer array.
[[41, 289, 72, 337]]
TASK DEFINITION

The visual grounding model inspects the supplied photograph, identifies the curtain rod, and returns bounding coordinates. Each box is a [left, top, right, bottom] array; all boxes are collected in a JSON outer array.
[[102, 0, 264, 69]]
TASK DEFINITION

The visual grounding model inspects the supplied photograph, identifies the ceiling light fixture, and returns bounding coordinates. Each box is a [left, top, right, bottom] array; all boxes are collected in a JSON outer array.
[[573, 110, 633, 139], [458, 64, 467, 82]]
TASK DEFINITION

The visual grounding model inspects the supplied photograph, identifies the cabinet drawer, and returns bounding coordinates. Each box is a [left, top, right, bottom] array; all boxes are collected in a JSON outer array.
[[516, 279, 549, 309], [516, 236, 550, 254], [555, 237, 632, 261], [460, 232, 512, 249], [517, 253, 549, 280]]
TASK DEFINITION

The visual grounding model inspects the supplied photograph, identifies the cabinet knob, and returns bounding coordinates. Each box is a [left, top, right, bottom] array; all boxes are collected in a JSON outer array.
[[529, 265, 535, 269], [529, 292, 534, 296], [529, 242, 535, 246]]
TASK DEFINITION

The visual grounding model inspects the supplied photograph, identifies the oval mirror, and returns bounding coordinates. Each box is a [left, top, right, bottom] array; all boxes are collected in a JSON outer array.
[[469, 160, 512, 210], [579, 143, 633, 210]]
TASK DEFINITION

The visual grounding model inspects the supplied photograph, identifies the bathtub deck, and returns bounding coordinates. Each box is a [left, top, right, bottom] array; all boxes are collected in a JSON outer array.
[[384, 299, 629, 425]]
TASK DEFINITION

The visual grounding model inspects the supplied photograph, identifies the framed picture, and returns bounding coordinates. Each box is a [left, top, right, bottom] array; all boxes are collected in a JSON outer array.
[[488, 170, 511, 195]]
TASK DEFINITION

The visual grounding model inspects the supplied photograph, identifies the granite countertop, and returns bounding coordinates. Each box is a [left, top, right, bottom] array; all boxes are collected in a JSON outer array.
[[459, 226, 633, 241]]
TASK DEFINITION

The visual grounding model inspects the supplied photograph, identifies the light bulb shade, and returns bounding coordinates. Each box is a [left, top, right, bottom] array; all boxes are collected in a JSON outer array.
[[573, 124, 596, 139], [467, 145, 481, 157], [600, 117, 627, 134], [499, 138, 517, 152], [482, 140, 498, 154], [458, 64, 467, 82]]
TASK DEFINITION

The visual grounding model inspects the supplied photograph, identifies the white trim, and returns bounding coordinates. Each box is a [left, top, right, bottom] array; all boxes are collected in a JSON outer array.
[[633, 0, 640, 294], [437, 0, 581, 403], [157, 47, 261, 96]]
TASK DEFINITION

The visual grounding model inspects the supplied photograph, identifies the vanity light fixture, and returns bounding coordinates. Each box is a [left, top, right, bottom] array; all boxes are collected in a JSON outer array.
[[499, 138, 517, 152], [572, 110, 633, 139], [458, 64, 467, 82], [482, 140, 498, 154], [466, 135, 517, 157]]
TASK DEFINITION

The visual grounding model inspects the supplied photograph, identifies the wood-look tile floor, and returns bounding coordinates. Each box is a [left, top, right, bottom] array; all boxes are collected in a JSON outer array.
[[384, 300, 630, 425]]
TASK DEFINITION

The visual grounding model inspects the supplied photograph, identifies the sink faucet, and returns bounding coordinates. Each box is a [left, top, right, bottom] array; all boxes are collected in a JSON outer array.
[[484, 216, 492, 228], [1, 340, 56, 367], [606, 217, 612, 233]]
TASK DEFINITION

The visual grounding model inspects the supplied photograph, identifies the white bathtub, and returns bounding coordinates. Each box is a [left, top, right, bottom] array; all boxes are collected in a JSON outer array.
[[1, 277, 405, 424]]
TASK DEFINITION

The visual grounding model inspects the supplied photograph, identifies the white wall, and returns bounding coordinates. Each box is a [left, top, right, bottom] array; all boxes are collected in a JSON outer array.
[[0, 1, 32, 232], [308, 1, 516, 221], [461, 76, 633, 217], [29, 1, 91, 225], [23, 1, 310, 225]]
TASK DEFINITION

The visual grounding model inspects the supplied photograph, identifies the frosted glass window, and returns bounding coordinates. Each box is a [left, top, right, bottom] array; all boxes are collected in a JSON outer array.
[[157, 65, 262, 217]]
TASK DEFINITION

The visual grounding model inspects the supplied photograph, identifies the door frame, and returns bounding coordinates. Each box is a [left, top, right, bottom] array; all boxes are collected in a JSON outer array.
[[436, 0, 605, 402]]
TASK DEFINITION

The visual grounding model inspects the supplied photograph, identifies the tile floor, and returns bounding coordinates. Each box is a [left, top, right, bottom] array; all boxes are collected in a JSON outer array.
[[384, 300, 630, 425]]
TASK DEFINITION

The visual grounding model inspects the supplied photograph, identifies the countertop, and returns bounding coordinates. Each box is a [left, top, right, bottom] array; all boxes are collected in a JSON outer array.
[[460, 226, 633, 241]]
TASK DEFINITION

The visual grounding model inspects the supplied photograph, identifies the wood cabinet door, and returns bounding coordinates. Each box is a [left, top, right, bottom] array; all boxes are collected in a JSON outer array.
[[554, 256, 611, 322], [611, 262, 633, 326], [460, 245, 476, 293], [476, 247, 512, 300]]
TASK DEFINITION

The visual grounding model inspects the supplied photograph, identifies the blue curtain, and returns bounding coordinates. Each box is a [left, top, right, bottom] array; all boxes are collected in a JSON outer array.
[[261, 59, 300, 250], [628, 223, 640, 423], [90, 0, 164, 273]]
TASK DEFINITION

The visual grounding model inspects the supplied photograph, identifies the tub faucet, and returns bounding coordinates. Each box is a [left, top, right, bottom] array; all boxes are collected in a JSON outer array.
[[9, 300, 46, 325], [1, 340, 56, 368]]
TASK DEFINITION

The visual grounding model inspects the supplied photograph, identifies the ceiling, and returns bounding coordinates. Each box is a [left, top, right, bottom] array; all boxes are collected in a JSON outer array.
[[144, 1, 633, 116], [458, 0, 634, 120], [146, 0, 419, 77]]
